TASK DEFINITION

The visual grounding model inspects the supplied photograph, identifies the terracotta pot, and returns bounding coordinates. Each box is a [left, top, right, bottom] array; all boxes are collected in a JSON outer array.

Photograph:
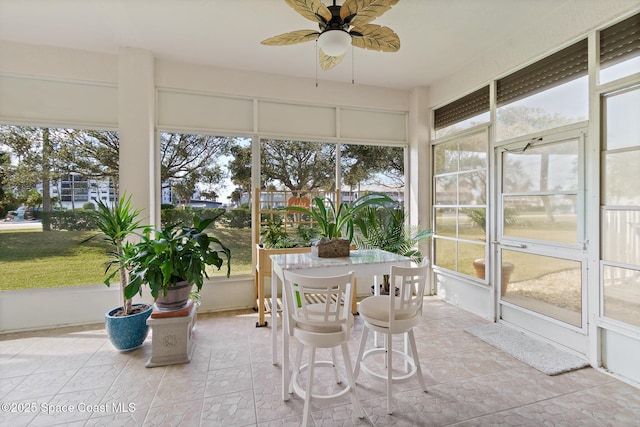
[[472, 259, 515, 297], [155, 280, 193, 311]]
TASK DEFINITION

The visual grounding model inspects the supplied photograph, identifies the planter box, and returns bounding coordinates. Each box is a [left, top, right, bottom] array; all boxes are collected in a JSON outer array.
[[255, 244, 311, 326]]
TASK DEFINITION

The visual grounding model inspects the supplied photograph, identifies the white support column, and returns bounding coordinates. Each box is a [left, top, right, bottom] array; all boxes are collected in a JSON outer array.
[[118, 47, 157, 226], [408, 87, 431, 266]]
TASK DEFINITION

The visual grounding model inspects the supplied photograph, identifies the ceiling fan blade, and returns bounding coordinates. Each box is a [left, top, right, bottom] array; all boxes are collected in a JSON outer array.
[[261, 29, 320, 46], [319, 49, 346, 71], [351, 24, 400, 52], [285, 0, 332, 24], [340, 0, 399, 26]]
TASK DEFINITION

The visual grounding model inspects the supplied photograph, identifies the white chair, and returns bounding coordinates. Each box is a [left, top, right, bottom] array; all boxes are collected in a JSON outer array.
[[282, 270, 365, 426], [353, 262, 429, 414]]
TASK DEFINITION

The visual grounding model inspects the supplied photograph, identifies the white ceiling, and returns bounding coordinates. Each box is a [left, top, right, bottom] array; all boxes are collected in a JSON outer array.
[[0, 0, 632, 90]]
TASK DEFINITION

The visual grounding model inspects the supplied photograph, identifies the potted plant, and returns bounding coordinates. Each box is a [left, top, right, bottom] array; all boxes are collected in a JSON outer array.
[[286, 192, 393, 258], [125, 213, 231, 311], [463, 207, 516, 294], [353, 204, 432, 294], [85, 194, 152, 351]]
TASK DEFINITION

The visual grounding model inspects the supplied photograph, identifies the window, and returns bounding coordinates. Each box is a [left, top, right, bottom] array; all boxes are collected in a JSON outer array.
[[159, 132, 252, 276], [602, 86, 640, 327], [432, 129, 488, 278], [600, 13, 640, 84], [434, 87, 490, 139], [501, 138, 581, 245], [340, 144, 405, 202], [258, 139, 407, 244], [496, 40, 589, 141], [0, 125, 119, 290]]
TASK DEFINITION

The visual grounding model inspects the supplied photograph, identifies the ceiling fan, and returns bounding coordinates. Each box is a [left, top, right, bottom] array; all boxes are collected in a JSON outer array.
[[261, 0, 400, 71]]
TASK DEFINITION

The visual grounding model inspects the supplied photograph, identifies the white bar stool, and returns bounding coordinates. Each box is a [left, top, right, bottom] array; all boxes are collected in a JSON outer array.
[[283, 270, 365, 426], [353, 262, 429, 414]]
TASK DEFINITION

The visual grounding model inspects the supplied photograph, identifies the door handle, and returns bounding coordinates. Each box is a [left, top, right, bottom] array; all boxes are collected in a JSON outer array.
[[491, 241, 527, 249]]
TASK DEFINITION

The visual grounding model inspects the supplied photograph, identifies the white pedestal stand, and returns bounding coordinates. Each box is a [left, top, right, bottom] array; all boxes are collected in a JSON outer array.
[[146, 301, 196, 368]]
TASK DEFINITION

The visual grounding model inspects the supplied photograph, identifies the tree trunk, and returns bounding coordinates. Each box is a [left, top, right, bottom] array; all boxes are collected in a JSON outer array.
[[41, 128, 52, 231]]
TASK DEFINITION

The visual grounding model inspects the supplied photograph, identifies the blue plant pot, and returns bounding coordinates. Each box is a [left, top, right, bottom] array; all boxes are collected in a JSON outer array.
[[105, 303, 153, 351]]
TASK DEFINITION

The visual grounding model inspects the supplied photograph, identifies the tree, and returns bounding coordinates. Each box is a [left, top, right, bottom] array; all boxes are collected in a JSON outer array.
[[0, 126, 71, 230], [227, 143, 252, 203], [66, 130, 120, 191], [260, 139, 336, 192], [0, 151, 9, 201], [341, 144, 404, 192], [229, 188, 243, 205], [160, 132, 234, 204]]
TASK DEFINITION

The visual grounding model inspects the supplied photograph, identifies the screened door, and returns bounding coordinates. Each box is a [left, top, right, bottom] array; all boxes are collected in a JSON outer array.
[[496, 131, 588, 351]]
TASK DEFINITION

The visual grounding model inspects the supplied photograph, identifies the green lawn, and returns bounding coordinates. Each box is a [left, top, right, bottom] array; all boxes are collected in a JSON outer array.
[[0, 227, 254, 291], [0, 229, 111, 289], [0, 213, 577, 291]]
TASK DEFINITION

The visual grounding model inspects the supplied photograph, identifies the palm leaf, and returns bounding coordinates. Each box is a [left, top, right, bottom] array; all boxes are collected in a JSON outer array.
[[351, 24, 400, 52], [285, 0, 332, 23], [319, 49, 346, 70], [340, 0, 399, 26], [261, 30, 319, 46]]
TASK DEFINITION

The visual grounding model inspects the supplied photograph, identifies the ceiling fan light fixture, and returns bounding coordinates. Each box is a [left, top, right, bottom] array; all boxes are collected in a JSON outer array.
[[317, 30, 351, 56]]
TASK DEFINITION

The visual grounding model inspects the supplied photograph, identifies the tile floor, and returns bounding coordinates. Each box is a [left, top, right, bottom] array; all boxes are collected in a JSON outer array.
[[1, 297, 640, 426]]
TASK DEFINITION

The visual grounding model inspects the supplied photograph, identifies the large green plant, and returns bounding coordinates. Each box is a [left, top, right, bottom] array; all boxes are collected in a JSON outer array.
[[125, 214, 231, 300], [84, 194, 143, 316], [353, 204, 432, 293], [286, 193, 393, 242]]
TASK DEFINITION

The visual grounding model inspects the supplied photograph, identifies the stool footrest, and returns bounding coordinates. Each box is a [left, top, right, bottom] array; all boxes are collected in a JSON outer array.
[[292, 360, 351, 402], [359, 348, 417, 383]]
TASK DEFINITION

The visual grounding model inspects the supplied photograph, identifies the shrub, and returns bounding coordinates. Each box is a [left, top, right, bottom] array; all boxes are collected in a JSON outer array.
[[43, 210, 97, 231], [223, 206, 251, 228]]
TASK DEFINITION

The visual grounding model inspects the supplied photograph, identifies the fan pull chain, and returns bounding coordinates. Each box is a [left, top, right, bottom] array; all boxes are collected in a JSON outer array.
[[351, 45, 355, 85], [315, 40, 319, 88]]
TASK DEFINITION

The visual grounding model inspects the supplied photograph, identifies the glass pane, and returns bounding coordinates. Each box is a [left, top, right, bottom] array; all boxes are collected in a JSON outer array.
[[341, 144, 404, 201], [459, 132, 488, 171], [603, 150, 640, 206], [603, 266, 640, 327], [604, 88, 640, 151], [459, 241, 485, 278], [601, 56, 640, 85], [434, 237, 456, 271], [433, 140, 458, 174], [160, 132, 251, 276], [261, 139, 336, 191], [434, 175, 457, 205], [434, 207, 456, 238], [459, 208, 486, 242], [503, 195, 577, 244], [0, 126, 118, 290], [459, 171, 486, 205], [502, 250, 582, 327], [603, 210, 640, 265], [434, 112, 490, 139], [496, 77, 588, 141], [503, 140, 579, 193]]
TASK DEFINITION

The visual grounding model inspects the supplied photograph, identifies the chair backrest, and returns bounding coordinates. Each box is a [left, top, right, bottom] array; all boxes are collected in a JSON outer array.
[[283, 270, 355, 336], [389, 262, 429, 323]]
